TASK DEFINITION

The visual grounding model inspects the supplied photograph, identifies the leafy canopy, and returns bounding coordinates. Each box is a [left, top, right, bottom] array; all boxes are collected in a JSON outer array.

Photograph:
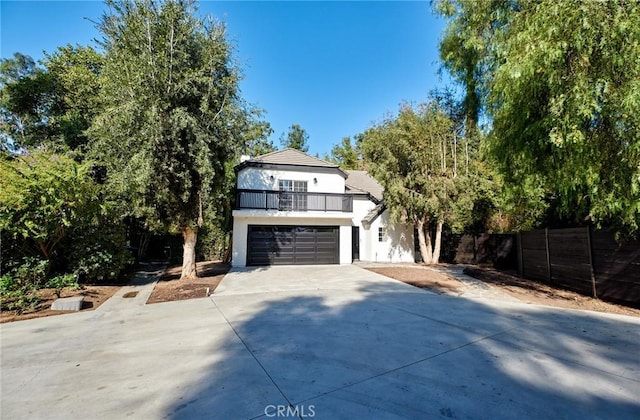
[[279, 123, 309, 152], [436, 0, 640, 235], [0, 46, 103, 152], [361, 101, 475, 232], [90, 0, 248, 233], [0, 151, 102, 261]]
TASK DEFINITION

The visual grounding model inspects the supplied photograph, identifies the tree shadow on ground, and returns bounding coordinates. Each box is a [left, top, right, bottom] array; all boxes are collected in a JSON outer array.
[[163, 281, 640, 419]]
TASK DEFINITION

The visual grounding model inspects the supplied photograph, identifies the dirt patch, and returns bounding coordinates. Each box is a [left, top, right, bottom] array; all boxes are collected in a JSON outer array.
[[464, 266, 640, 317], [0, 283, 123, 324], [147, 261, 229, 304], [367, 267, 464, 295]]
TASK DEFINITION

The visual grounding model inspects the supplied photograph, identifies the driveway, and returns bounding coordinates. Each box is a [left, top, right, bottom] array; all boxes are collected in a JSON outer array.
[[1, 265, 639, 419]]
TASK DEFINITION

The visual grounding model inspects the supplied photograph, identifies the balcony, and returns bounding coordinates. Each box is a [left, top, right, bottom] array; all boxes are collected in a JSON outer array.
[[236, 189, 353, 212]]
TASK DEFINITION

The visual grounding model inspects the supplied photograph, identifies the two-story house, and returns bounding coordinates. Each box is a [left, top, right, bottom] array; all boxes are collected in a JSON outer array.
[[231, 149, 414, 267]]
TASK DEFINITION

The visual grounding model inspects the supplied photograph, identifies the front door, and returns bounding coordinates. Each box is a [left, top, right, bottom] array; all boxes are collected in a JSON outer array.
[[352, 226, 360, 261]]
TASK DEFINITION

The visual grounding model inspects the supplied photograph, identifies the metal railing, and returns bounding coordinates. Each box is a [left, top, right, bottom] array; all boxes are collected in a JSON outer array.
[[236, 189, 353, 212]]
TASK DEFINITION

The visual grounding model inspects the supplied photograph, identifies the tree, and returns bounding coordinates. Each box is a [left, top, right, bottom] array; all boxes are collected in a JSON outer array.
[[90, 0, 251, 279], [0, 47, 103, 152], [325, 136, 363, 170], [279, 123, 309, 152], [42, 45, 104, 151], [240, 118, 275, 157], [436, 0, 640, 236], [0, 151, 127, 271], [361, 102, 477, 264], [0, 53, 55, 151]]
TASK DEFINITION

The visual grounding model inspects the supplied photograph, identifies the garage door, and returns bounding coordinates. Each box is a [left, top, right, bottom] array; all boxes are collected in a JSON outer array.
[[247, 226, 339, 266]]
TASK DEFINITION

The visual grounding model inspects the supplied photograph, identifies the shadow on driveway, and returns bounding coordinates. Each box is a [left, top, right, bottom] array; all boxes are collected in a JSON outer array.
[[165, 280, 640, 419]]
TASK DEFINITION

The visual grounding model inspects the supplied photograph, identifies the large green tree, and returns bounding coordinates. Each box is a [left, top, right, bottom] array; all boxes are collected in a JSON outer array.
[[437, 0, 640, 236], [325, 136, 364, 170], [0, 47, 103, 152], [279, 123, 309, 152], [361, 102, 477, 264], [0, 151, 130, 280], [90, 0, 250, 278]]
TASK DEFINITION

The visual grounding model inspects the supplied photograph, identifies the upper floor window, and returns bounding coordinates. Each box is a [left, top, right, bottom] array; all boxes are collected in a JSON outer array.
[[279, 180, 307, 192], [279, 180, 307, 210]]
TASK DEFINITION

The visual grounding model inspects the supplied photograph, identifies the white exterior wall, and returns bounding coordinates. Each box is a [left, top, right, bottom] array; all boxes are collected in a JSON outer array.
[[237, 167, 345, 193], [232, 214, 352, 267], [232, 166, 413, 266], [351, 196, 414, 263], [368, 210, 415, 263]]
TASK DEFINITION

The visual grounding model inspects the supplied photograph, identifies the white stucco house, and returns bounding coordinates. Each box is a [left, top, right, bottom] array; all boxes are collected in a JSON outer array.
[[231, 148, 415, 267]]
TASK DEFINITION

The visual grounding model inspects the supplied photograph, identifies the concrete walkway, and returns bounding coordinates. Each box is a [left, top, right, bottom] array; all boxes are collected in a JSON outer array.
[[1, 265, 639, 419], [96, 263, 165, 312]]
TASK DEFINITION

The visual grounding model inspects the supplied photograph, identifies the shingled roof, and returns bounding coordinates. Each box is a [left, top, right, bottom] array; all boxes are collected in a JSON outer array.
[[345, 170, 384, 202], [236, 148, 347, 176]]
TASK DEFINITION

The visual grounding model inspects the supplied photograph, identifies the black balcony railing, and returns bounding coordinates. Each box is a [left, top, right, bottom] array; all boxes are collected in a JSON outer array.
[[236, 189, 353, 212]]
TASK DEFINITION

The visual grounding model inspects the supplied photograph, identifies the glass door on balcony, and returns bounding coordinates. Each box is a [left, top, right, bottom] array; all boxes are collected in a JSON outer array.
[[278, 180, 307, 210]]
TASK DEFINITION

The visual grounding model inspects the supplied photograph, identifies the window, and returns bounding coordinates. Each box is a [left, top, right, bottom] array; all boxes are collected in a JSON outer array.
[[278, 180, 307, 210], [378, 227, 387, 242], [278, 180, 307, 192]]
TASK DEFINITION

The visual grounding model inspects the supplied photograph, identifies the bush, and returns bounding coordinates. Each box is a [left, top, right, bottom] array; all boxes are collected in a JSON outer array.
[[66, 218, 133, 281], [46, 273, 78, 298], [7, 257, 49, 288], [0, 272, 40, 314]]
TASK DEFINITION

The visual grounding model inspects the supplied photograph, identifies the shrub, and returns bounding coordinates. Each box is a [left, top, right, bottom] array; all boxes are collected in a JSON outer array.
[[46, 273, 78, 298], [0, 273, 40, 314], [8, 257, 49, 288]]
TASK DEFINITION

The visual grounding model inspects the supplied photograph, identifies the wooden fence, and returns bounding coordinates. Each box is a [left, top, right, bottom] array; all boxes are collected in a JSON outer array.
[[518, 227, 640, 304], [442, 233, 517, 269]]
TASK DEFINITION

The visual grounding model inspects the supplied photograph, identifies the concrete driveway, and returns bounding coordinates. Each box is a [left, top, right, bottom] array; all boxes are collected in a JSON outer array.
[[1, 265, 639, 419]]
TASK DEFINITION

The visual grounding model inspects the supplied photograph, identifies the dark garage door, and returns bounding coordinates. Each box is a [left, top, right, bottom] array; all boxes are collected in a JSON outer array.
[[247, 225, 339, 266]]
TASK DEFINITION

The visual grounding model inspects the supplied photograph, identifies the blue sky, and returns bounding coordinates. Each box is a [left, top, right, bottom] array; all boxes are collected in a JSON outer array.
[[1, 1, 450, 156]]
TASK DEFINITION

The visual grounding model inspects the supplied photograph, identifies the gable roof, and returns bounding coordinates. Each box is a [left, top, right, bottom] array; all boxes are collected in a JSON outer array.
[[362, 202, 387, 226], [235, 148, 347, 177], [345, 170, 384, 202]]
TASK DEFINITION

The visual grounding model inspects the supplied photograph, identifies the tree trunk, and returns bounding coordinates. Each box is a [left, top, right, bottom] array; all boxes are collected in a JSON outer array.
[[181, 226, 198, 279], [416, 219, 433, 264], [432, 221, 444, 264]]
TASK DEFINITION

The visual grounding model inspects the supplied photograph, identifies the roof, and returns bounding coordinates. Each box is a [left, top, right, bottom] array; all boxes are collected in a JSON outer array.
[[345, 170, 384, 201], [362, 202, 386, 226], [235, 148, 347, 177]]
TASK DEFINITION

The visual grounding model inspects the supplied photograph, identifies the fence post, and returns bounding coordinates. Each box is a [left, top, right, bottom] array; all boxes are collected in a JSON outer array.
[[586, 226, 598, 298], [473, 235, 477, 263], [517, 232, 523, 277], [545, 228, 552, 283]]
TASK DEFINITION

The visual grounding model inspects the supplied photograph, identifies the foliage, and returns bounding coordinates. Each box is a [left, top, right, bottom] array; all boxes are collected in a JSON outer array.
[[0, 53, 55, 151], [239, 117, 275, 157], [436, 0, 640, 236], [5, 257, 49, 288], [41, 45, 104, 151], [361, 101, 479, 263], [325, 136, 364, 170], [90, 0, 251, 278], [0, 151, 101, 262], [65, 213, 133, 281], [0, 257, 48, 314], [279, 123, 309, 152], [0, 150, 131, 280], [0, 46, 103, 152], [46, 273, 78, 298]]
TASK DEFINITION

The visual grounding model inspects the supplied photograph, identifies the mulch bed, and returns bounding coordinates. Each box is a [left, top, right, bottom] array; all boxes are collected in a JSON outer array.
[[366, 267, 464, 295], [146, 261, 229, 304], [0, 283, 125, 323], [464, 266, 640, 317]]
